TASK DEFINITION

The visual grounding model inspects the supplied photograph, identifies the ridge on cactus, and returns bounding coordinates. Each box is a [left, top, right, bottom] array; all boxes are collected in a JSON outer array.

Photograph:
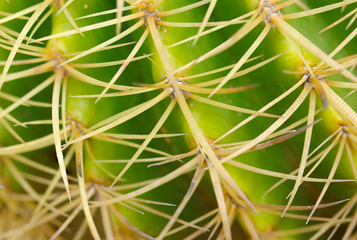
[[0, 0, 356, 239]]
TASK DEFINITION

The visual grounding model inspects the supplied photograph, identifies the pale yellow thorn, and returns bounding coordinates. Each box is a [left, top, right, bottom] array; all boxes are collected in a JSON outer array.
[[151, 0, 164, 9], [219, 117, 317, 150], [11, 154, 68, 175], [188, 93, 279, 118], [27, 7, 54, 45], [267, 115, 322, 145], [222, 205, 236, 239], [98, 192, 115, 240], [95, 28, 149, 104], [72, 206, 97, 240], [0, 25, 46, 44], [183, 214, 220, 239], [192, 0, 217, 45], [307, 135, 347, 224], [325, 79, 357, 89], [308, 126, 341, 158], [0, 28, 15, 41], [32, 190, 82, 224], [319, 8, 357, 33], [70, 54, 151, 68], [157, 157, 205, 240], [0, 118, 24, 143], [0, 57, 48, 66], [264, 133, 340, 198], [110, 99, 176, 187], [280, 27, 313, 74], [65, 41, 137, 57], [0, 129, 65, 155], [208, 23, 271, 98], [340, 55, 357, 69], [75, 137, 101, 240], [212, 75, 306, 145], [181, 55, 262, 81], [93, 135, 172, 157], [342, 203, 357, 239], [157, 0, 210, 18], [61, 76, 68, 142], [0, 0, 52, 90], [148, 15, 255, 211], [345, 142, 357, 181], [311, 194, 357, 240], [346, 11, 357, 29], [227, 158, 349, 184], [176, 9, 265, 74], [0, 42, 46, 58], [157, 20, 246, 28], [52, 68, 71, 202], [56, 0, 75, 15], [71, 87, 156, 98], [4, 61, 54, 83], [75, 5, 135, 20], [180, 84, 258, 94], [0, 76, 54, 119], [16, 119, 56, 126], [108, 204, 156, 240], [4, 158, 67, 218], [167, 209, 219, 236], [98, 132, 185, 140], [321, 81, 357, 127], [207, 158, 232, 240], [60, 20, 145, 66], [342, 0, 349, 12], [192, 52, 284, 88], [237, 207, 260, 240], [49, 205, 81, 240], [61, 0, 84, 37], [116, 0, 124, 34], [177, 91, 256, 212], [207, 212, 224, 239], [130, 0, 144, 5], [296, 1, 310, 10], [0, 3, 40, 25], [86, 142, 117, 181], [282, 0, 357, 20], [282, 90, 316, 217], [271, 15, 357, 83], [62, 64, 137, 91], [31, 12, 145, 43], [0, 36, 48, 54], [168, 11, 254, 52], [221, 84, 312, 163], [147, 16, 175, 78], [91, 158, 198, 206], [32, 146, 75, 218], [303, 132, 343, 181], [63, 90, 170, 147], [96, 150, 192, 164], [88, 92, 165, 130], [0, 106, 26, 128], [321, 25, 357, 66], [274, 0, 304, 11]]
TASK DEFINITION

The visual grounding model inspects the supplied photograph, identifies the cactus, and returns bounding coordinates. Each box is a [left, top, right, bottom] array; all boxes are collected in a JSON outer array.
[[0, 0, 357, 239]]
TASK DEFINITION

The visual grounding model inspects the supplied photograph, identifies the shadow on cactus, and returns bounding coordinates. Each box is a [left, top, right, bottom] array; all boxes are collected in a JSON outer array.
[[0, 0, 357, 239]]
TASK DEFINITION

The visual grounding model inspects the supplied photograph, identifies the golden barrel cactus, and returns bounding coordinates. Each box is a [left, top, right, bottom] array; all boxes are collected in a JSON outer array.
[[0, 0, 357, 239]]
